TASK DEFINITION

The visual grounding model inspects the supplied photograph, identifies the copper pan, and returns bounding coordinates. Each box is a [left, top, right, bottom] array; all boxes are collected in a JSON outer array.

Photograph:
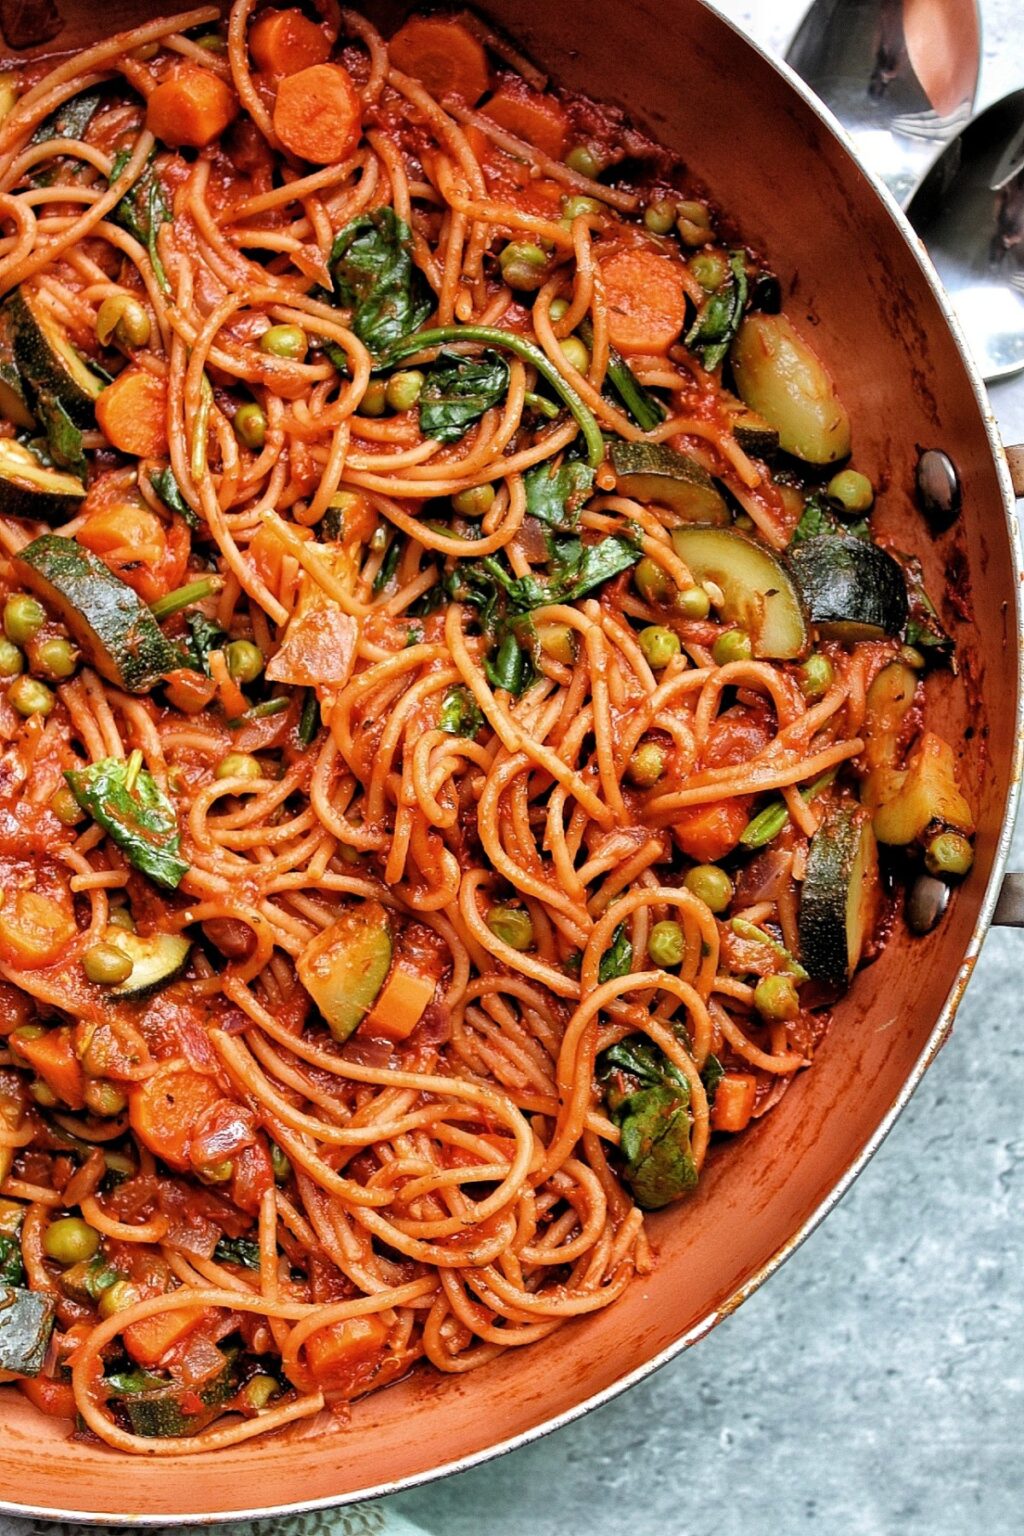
[[0, 0, 1021, 1520]]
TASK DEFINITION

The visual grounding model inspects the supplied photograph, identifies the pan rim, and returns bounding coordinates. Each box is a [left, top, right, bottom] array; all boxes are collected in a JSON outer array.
[[1, 0, 1021, 1521]]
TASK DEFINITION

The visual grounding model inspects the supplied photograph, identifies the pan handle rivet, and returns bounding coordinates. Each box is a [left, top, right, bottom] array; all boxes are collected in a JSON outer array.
[[906, 872, 951, 935], [916, 449, 961, 531]]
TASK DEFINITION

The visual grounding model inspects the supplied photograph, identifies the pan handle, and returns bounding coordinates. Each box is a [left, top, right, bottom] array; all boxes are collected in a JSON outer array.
[[1006, 443, 1024, 497], [994, 874, 1024, 927]]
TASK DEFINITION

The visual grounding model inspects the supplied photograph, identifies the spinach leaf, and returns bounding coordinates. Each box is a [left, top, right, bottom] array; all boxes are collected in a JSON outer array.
[[598, 922, 633, 983], [38, 396, 85, 476], [372, 534, 403, 593], [213, 1235, 261, 1271], [330, 208, 433, 359], [485, 630, 531, 695], [419, 350, 509, 445], [701, 1051, 725, 1106], [576, 318, 665, 430], [896, 552, 955, 669], [549, 533, 641, 601], [598, 1036, 697, 1209], [791, 494, 836, 545], [151, 467, 200, 531], [0, 1233, 24, 1287], [104, 1367, 169, 1395], [31, 88, 103, 146], [183, 612, 228, 676], [438, 685, 484, 738], [111, 150, 172, 294], [449, 532, 640, 634], [65, 753, 189, 889], [298, 688, 320, 747], [685, 250, 748, 370], [523, 459, 595, 530]]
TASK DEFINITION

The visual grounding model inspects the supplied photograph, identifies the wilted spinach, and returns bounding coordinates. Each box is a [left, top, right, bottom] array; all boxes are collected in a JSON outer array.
[[419, 350, 509, 444], [183, 612, 228, 676], [484, 631, 532, 695], [213, 1236, 261, 1271], [0, 1233, 24, 1287], [37, 397, 85, 476], [438, 686, 484, 737], [66, 752, 188, 889], [110, 149, 172, 294], [598, 922, 633, 983], [576, 317, 665, 430], [895, 551, 955, 668], [685, 249, 748, 370], [330, 208, 433, 359], [598, 1037, 698, 1209], [791, 493, 870, 546], [523, 458, 595, 530], [151, 466, 200, 531]]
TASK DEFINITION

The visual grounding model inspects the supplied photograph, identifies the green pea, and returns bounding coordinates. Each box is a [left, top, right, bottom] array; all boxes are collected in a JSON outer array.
[[900, 644, 926, 671], [634, 557, 672, 604], [215, 752, 263, 782], [536, 622, 576, 665], [452, 483, 496, 518], [49, 784, 84, 826], [562, 195, 601, 221], [199, 1159, 234, 1183], [195, 31, 227, 53], [683, 863, 733, 914], [29, 1080, 58, 1108], [627, 741, 665, 788], [96, 293, 150, 349], [689, 250, 729, 291], [260, 324, 307, 360], [84, 1079, 128, 1117], [798, 652, 834, 699], [547, 297, 570, 323], [43, 1217, 100, 1266], [10, 1024, 45, 1045], [733, 512, 755, 532], [233, 402, 267, 450], [675, 585, 711, 620], [385, 369, 425, 412], [639, 625, 681, 669], [676, 199, 713, 247], [7, 675, 54, 717], [82, 942, 133, 986], [244, 1374, 279, 1409], [827, 468, 874, 515], [0, 639, 23, 678], [270, 1143, 291, 1183], [98, 1278, 139, 1318], [225, 639, 263, 684], [560, 335, 590, 373], [644, 200, 677, 235], [4, 595, 44, 645], [565, 145, 601, 179], [106, 906, 136, 932], [648, 919, 684, 967], [31, 636, 76, 680], [358, 379, 388, 417], [487, 904, 534, 951], [925, 830, 974, 878], [499, 241, 547, 292], [754, 972, 800, 1022], [712, 629, 753, 666]]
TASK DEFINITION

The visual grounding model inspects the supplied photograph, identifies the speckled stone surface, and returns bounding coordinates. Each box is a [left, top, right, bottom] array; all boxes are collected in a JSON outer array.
[[388, 4, 1024, 1533]]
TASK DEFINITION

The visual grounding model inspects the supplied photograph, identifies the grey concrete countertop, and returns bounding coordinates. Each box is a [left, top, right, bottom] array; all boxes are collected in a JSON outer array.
[[389, 3, 1024, 1532]]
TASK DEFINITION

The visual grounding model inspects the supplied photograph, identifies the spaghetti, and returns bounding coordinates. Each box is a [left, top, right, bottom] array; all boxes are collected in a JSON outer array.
[[0, 1, 975, 1454]]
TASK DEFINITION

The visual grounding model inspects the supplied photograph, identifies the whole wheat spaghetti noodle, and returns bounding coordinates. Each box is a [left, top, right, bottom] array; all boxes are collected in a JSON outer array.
[[0, 0, 974, 1455]]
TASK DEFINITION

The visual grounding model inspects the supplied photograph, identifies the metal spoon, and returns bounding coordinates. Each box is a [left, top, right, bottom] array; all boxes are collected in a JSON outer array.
[[785, 0, 981, 205], [905, 90, 1024, 382]]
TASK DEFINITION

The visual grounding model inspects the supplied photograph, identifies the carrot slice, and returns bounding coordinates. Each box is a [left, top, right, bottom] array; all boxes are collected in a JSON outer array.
[[305, 1315, 389, 1389], [363, 960, 436, 1043], [124, 1306, 209, 1367], [483, 82, 568, 159], [388, 16, 490, 105], [711, 1072, 758, 1134], [11, 1029, 84, 1109], [146, 65, 238, 149], [95, 369, 168, 459], [272, 62, 362, 163], [0, 890, 75, 970], [18, 1375, 76, 1419], [599, 243, 689, 355], [249, 8, 330, 76], [128, 1060, 225, 1172], [672, 799, 751, 863]]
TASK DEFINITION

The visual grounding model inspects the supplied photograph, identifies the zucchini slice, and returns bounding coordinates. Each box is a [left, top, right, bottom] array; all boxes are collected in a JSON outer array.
[[297, 900, 394, 1042], [108, 931, 191, 999], [0, 438, 85, 522], [788, 535, 909, 643], [670, 524, 808, 659], [106, 1350, 241, 1438], [861, 660, 919, 801], [13, 535, 180, 693], [6, 287, 103, 427], [0, 1284, 54, 1376], [0, 309, 34, 430], [799, 806, 878, 990], [609, 441, 729, 524], [721, 393, 780, 458], [730, 312, 851, 465]]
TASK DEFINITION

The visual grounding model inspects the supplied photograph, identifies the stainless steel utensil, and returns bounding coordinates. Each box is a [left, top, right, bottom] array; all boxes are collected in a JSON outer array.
[[906, 89, 1024, 381], [786, 0, 980, 203]]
